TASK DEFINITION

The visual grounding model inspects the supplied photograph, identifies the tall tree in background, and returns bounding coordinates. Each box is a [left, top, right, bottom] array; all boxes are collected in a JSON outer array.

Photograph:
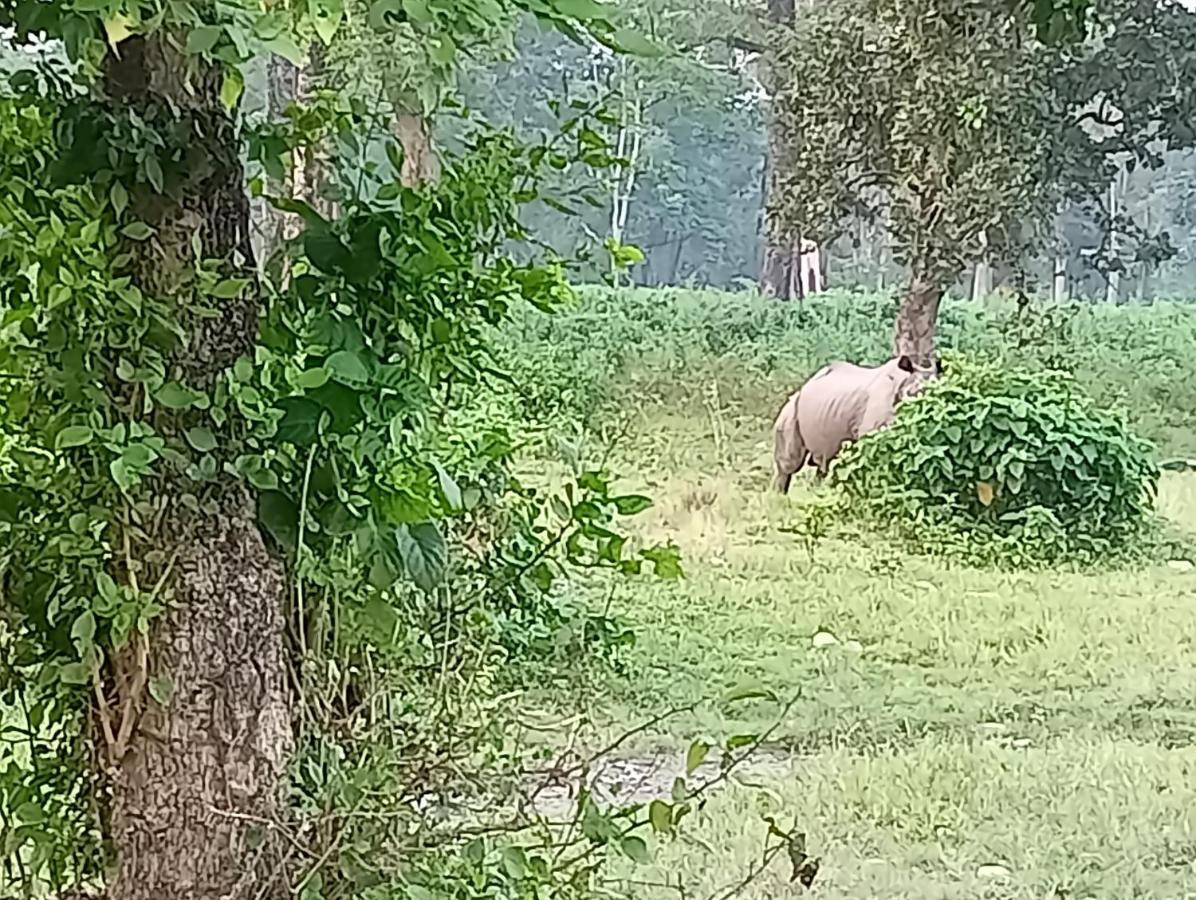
[[759, 0, 802, 299], [772, 0, 1053, 357]]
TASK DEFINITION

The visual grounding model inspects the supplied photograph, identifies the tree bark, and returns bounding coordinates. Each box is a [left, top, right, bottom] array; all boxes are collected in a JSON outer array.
[[970, 230, 991, 301], [894, 278, 943, 361], [295, 44, 337, 219], [102, 34, 291, 900], [759, 0, 801, 299], [395, 110, 441, 187]]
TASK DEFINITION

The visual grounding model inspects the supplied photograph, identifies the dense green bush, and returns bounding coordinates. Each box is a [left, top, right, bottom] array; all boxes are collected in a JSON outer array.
[[833, 356, 1162, 566]]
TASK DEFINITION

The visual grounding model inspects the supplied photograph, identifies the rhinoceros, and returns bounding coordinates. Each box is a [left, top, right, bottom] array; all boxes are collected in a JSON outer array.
[[772, 355, 940, 492]]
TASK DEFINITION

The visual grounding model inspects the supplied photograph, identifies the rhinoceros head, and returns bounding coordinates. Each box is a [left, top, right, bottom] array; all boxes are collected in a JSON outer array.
[[894, 354, 942, 402]]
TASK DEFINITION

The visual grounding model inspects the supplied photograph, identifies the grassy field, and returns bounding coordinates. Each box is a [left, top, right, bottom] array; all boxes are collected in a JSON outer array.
[[521, 290, 1196, 899], [581, 407, 1196, 900]]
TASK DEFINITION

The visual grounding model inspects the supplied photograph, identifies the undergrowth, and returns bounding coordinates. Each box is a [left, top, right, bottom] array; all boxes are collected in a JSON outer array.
[[833, 355, 1162, 567], [494, 286, 1196, 460]]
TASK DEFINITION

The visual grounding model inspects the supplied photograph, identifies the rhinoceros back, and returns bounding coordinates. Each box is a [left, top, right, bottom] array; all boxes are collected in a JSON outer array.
[[796, 361, 888, 464]]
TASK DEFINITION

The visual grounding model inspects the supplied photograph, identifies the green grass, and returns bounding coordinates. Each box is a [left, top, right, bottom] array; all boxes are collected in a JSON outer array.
[[497, 287, 1196, 459], [556, 386, 1196, 899]]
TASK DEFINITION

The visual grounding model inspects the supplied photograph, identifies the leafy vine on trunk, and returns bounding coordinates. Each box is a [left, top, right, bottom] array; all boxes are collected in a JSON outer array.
[[0, 1, 683, 897]]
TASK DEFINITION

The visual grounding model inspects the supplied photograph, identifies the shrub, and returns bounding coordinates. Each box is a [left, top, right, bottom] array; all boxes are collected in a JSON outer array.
[[833, 355, 1161, 566]]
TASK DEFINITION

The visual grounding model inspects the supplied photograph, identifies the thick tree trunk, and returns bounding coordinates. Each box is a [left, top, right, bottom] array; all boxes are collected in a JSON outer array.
[[102, 35, 291, 900], [894, 278, 943, 361], [759, 0, 800, 299], [395, 111, 441, 187]]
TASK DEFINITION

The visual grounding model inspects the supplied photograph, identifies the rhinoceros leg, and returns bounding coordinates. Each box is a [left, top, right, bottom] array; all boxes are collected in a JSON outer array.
[[772, 391, 808, 494]]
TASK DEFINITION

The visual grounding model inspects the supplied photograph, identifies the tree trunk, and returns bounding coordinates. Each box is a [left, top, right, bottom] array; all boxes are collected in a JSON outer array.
[[666, 234, 686, 284], [969, 229, 992, 301], [253, 54, 302, 266], [395, 111, 441, 187], [759, 0, 800, 299], [1105, 176, 1120, 304], [761, 238, 796, 298], [1052, 254, 1067, 302], [296, 44, 337, 219], [894, 278, 943, 361], [102, 34, 292, 900]]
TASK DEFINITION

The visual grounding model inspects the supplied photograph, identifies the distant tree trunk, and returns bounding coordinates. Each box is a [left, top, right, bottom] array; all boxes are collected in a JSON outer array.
[[894, 278, 943, 361], [256, 54, 301, 263], [296, 44, 336, 218], [760, 0, 800, 299], [1052, 254, 1067, 302], [394, 109, 441, 186], [970, 230, 992, 300], [102, 34, 291, 900], [666, 234, 686, 284], [1105, 175, 1121, 303]]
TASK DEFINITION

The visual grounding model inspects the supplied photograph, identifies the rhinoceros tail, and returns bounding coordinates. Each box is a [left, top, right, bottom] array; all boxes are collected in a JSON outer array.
[[772, 391, 808, 494]]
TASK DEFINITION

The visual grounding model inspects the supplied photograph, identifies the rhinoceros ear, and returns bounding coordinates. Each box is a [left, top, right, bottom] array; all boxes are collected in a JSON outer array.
[[897, 355, 914, 372]]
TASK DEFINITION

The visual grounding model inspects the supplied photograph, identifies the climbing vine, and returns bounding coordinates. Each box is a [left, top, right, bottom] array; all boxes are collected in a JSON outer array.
[[0, 1, 689, 896]]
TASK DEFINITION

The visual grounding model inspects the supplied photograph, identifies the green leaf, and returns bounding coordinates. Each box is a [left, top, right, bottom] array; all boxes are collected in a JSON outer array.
[[186, 25, 222, 55], [274, 397, 323, 445], [103, 13, 135, 47], [97, 572, 119, 604], [144, 154, 164, 193], [326, 350, 370, 386], [211, 278, 249, 299], [501, 846, 528, 879], [369, 0, 403, 30], [313, 3, 344, 43], [295, 367, 330, 389], [56, 425, 94, 449], [612, 495, 653, 516], [156, 382, 205, 410], [148, 674, 174, 706], [726, 733, 758, 751], [723, 682, 779, 704], [685, 739, 710, 775], [305, 226, 353, 275], [110, 181, 129, 215], [258, 491, 300, 551], [430, 317, 452, 344], [648, 799, 673, 834], [398, 522, 448, 592], [71, 610, 96, 649], [14, 801, 45, 824], [362, 596, 401, 639], [402, 0, 434, 24], [554, 0, 613, 18], [620, 835, 650, 863], [641, 544, 683, 579], [434, 462, 463, 511], [220, 67, 245, 110], [59, 663, 92, 685], [609, 28, 666, 57], [121, 222, 154, 241], [185, 427, 218, 452], [263, 35, 304, 66], [247, 467, 279, 491]]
